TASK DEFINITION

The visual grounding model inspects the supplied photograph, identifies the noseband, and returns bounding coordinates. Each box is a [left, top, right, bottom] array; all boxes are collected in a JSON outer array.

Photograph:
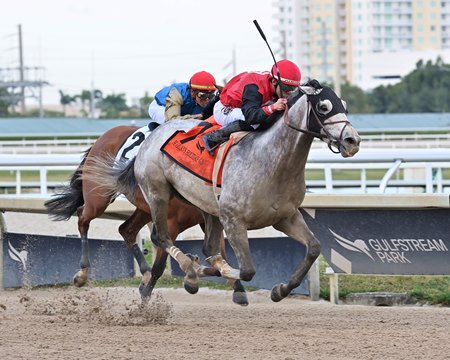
[[283, 92, 351, 154]]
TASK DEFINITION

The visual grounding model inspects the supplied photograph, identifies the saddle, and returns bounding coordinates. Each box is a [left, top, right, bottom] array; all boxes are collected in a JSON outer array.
[[161, 117, 249, 187]]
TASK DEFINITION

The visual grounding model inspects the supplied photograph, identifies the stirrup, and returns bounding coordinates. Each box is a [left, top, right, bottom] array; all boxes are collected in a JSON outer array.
[[202, 134, 219, 156], [207, 142, 220, 155]]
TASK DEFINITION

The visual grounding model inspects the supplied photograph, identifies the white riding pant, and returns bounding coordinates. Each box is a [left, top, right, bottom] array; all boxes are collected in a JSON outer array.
[[213, 101, 259, 129], [147, 100, 165, 125]]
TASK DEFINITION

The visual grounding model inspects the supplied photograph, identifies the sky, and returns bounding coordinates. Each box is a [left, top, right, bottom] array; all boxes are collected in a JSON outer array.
[[1, 0, 277, 106]]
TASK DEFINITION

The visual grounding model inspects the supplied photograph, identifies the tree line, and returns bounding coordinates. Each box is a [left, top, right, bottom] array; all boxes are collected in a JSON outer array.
[[341, 57, 450, 114], [58, 90, 154, 118], [0, 88, 154, 118], [1, 57, 450, 117]]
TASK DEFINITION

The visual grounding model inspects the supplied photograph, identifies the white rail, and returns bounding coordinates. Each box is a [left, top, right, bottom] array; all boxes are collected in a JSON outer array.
[[0, 139, 96, 154], [2, 134, 450, 154], [1, 149, 450, 195]]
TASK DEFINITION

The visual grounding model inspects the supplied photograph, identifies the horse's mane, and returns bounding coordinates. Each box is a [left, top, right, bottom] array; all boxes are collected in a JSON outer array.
[[258, 90, 304, 131]]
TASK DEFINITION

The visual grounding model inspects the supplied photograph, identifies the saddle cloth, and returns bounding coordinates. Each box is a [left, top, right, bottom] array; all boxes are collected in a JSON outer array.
[[115, 123, 157, 163], [161, 118, 236, 186]]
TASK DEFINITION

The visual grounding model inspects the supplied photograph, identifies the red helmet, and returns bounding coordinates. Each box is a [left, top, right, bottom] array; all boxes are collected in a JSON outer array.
[[271, 60, 301, 87], [189, 71, 216, 91]]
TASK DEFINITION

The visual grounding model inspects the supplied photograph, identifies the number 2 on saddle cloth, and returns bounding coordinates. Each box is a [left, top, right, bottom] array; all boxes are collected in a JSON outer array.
[[160, 118, 233, 186]]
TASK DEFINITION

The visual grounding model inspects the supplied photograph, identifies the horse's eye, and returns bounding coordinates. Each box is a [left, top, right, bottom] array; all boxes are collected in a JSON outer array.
[[317, 100, 332, 115]]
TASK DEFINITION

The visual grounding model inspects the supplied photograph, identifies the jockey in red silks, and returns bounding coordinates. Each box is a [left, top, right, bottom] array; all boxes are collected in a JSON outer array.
[[148, 71, 218, 124], [202, 59, 301, 155]]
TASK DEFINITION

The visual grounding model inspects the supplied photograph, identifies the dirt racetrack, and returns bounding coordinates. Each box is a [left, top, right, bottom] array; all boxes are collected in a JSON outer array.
[[0, 285, 449, 360], [1, 213, 449, 359]]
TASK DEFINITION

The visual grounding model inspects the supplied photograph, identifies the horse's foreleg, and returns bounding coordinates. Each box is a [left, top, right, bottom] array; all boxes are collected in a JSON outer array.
[[118, 209, 153, 298], [201, 213, 222, 256], [271, 210, 321, 302], [74, 205, 91, 287], [227, 279, 248, 306], [220, 214, 256, 282], [146, 225, 170, 291], [219, 230, 248, 306], [202, 213, 240, 279], [200, 215, 248, 306], [200, 213, 236, 278]]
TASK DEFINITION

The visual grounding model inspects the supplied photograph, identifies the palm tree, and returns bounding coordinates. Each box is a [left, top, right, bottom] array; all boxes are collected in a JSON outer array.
[[78, 90, 92, 116], [59, 90, 77, 116], [98, 93, 128, 118], [76, 89, 103, 117]]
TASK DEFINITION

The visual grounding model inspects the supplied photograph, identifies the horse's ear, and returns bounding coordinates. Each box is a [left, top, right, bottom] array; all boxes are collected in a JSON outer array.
[[299, 86, 315, 95], [300, 85, 323, 96]]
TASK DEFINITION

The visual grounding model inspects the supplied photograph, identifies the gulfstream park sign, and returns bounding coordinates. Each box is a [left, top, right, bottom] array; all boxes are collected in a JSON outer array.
[[330, 229, 448, 264], [303, 209, 450, 275]]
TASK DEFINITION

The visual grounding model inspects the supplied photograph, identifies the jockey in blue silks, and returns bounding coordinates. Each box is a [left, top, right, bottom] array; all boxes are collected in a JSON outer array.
[[148, 71, 218, 124]]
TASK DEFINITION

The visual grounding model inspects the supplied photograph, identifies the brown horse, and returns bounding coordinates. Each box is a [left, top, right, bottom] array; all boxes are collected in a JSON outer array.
[[44, 124, 248, 305]]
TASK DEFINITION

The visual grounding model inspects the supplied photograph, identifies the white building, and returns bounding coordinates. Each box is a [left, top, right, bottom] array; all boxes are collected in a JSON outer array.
[[273, 0, 450, 90]]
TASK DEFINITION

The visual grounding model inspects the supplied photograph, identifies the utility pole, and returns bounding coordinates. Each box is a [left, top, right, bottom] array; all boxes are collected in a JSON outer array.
[[223, 45, 236, 83], [232, 45, 236, 75], [90, 80, 96, 119], [334, 1, 342, 97], [0, 25, 48, 117], [320, 20, 328, 83], [18, 24, 26, 114], [90, 52, 95, 119]]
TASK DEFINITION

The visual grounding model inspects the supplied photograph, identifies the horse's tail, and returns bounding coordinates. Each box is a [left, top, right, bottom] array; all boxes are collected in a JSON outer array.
[[44, 148, 90, 221], [81, 154, 138, 201]]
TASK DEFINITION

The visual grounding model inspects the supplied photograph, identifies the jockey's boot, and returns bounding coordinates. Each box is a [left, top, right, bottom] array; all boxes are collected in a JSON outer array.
[[202, 120, 253, 156]]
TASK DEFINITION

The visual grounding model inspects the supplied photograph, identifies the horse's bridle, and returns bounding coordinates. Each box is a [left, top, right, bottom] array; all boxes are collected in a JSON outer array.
[[283, 92, 351, 154]]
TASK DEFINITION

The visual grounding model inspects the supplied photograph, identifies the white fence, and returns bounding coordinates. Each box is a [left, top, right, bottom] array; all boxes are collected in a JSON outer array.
[[0, 139, 96, 154], [2, 133, 450, 154], [2, 148, 450, 195]]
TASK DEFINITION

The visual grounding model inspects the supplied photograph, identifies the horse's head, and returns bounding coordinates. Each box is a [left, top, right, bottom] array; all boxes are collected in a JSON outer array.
[[297, 80, 361, 158]]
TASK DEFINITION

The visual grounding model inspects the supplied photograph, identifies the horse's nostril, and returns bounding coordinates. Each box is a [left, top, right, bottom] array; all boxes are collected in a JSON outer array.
[[345, 137, 359, 146]]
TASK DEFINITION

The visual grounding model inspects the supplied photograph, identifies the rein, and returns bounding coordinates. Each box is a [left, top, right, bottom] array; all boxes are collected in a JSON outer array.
[[283, 95, 350, 154]]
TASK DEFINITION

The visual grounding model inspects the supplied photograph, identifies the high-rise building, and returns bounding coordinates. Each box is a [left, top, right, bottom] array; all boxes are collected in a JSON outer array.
[[274, 0, 450, 90]]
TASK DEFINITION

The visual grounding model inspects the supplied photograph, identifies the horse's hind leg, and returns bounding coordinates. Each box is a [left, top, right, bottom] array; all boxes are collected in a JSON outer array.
[[118, 209, 153, 298], [146, 213, 213, 297], [141, 182, 198, 295], [271, 210, 321, 302]]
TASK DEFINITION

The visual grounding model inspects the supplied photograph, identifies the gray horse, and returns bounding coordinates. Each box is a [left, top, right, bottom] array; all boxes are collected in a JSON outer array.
[[85, 80, 361, 302]]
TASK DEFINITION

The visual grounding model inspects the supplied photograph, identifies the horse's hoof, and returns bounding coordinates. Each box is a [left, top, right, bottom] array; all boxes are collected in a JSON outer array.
[[73, 275, 85, 288], [232, 291, 249, 306], [186, 253, 200, 263], [271, 283, 286, 302], [139, 282, 154, 299], [140, 296, 150, 307], [73, 268, 89, 287], [183, 279, 199, 294]]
